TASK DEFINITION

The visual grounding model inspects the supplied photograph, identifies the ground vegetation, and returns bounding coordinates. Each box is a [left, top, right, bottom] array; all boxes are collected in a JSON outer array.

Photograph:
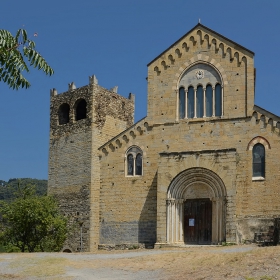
[[0, 183, 67, 252], [0, 245, 280, 279]]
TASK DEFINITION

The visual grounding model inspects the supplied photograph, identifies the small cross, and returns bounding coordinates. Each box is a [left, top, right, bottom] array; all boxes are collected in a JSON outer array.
[[199, 18, 201, 23]]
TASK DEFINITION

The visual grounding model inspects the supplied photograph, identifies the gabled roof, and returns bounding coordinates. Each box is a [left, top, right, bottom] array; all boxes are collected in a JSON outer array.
[[147, 23, 254, 66], [254, 105, 280, 121], [98, 116, 147, 150]]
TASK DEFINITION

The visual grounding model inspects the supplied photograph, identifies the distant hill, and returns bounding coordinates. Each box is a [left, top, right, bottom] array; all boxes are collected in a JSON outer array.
[[0, 178, 47, 202]]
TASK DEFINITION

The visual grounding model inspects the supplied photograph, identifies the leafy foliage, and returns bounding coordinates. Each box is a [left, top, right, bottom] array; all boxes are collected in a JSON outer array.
[[0, 29, 54, 89], [0, 184, 67, 252]]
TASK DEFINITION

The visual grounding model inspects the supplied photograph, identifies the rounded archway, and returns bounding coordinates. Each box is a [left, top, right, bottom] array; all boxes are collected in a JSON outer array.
[[74, 98, 87, 121], [58, 103, 70, 125], [166, 167, 226, 245], [63, 249, 72, 253], [61, 246, 73, 253]]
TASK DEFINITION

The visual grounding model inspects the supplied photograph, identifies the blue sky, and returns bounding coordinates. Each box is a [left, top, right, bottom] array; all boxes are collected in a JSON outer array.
[[1, 0, 280, 181]]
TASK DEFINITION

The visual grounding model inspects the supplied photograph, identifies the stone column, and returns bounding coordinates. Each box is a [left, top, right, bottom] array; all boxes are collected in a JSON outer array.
[[178, 199, 184, 243], [217, 198, 224, 243], [166, 199, 171, 243], [175, 200, 178, 242], [211, 198, 218, 244], [185, 89, 188, 119], [169, 199, 185, 244], [194, 89, 197, 118], [171, 199, 175, 243], [221, 86, 224, 117], [212, 86, 215, 117]]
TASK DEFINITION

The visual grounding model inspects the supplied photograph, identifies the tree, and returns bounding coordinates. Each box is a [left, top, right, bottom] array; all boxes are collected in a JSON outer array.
[[0, 184, 67, 252], [0, 178, 48, 202], [0, 29, 54, 89]]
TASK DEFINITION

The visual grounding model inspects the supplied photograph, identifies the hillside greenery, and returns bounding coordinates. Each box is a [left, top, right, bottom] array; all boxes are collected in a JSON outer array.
[[0, 178, 47, 202]]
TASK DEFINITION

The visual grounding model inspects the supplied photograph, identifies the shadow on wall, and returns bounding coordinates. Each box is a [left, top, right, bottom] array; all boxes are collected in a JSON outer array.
[[55, 185, 90, 252], [99, 174, 157, 247], [138, 172, 157, 248]]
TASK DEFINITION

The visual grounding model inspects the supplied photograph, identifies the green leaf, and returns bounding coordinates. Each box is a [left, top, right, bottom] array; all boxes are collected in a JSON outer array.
[[0, 28, 54, 90], [22, 29, 27, 43]]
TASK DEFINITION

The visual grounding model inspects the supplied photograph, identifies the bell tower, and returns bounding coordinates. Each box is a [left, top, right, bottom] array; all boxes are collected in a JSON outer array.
[[48, 76, 134, 252]]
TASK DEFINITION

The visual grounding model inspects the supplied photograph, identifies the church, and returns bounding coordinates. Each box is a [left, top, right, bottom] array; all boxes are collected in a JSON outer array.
[[48, 23, 280, 252]]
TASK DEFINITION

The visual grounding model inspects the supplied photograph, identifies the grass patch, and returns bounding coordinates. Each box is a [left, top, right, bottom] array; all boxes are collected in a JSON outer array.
[[0, 274, 22, 279], [221, 241, 236, 246], [10, 256, 68, 278]]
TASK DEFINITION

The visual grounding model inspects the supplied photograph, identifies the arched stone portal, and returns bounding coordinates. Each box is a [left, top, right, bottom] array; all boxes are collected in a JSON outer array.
[[166, 167, 226, 245]]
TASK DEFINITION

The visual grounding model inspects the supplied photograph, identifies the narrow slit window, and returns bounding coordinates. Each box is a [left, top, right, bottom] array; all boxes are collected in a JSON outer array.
[[179, 87, 186, 119], [187, 86, 194, 118], [253, 144, 265, 178], [196, 85, 204, 118], [135, 154, 142, 175], [215, 84, 222, 117], [206, 85, 213, 117], [127, 154, 134, 176]]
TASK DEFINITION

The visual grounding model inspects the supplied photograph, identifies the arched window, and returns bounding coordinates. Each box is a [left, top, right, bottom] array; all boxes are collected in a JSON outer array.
[[179, 87, 185, 119], [253, 143, 265, 178], [178, 63, 222, 120], [127, 154, 134, 176], [206, 85, 213, 117], [126, 146, 143, 176], [58, 103, 70, 125], [75, 99, 87, 121], [135, 154, 142, 175], [187, 86, 194, 118], [196, 85, 203, 118], [215, 84, 222, 117]]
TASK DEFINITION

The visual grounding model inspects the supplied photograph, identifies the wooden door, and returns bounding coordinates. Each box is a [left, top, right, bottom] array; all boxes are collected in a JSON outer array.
[[184, 199, 212, 244]]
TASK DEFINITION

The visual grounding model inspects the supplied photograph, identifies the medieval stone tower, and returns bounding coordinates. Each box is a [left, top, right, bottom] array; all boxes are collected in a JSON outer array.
[[48, 76, 134, 252]]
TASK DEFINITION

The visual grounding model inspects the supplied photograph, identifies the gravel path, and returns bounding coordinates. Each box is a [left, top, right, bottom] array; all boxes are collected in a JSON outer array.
[[0, 245, 269, 280]]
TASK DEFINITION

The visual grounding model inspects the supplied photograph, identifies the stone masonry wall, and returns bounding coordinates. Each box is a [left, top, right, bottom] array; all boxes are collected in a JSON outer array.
[[157, 150, 237, 244], [48, 84, 94, 252], [48, 80, 134, 252], [146, 24, 254, 125], [90, 84, 135, 250], [98, 25, 280, 247], [99, 108, 280, 245], [92, 85, 134, 129], [50, 24, 280, 249]]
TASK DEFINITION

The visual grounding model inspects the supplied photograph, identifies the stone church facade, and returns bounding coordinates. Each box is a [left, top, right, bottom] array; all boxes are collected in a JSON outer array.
[[48, 23, 280, 252]]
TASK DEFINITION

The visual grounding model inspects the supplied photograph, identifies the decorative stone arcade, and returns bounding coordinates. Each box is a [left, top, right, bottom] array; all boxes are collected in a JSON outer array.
[[166, 168, 227, 245]]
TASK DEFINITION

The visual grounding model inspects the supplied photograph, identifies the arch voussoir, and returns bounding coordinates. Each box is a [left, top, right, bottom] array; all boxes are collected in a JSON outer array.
[[167, 167, 226, 199]]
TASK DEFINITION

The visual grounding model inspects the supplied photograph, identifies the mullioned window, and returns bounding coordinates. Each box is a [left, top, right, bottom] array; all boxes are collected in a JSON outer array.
[[125, 146, 143, 176], [178, 63, 223, 119]]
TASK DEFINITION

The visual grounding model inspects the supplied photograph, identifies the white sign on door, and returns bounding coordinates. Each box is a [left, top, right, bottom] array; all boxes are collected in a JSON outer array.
[[189, 218, 195, 226]]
